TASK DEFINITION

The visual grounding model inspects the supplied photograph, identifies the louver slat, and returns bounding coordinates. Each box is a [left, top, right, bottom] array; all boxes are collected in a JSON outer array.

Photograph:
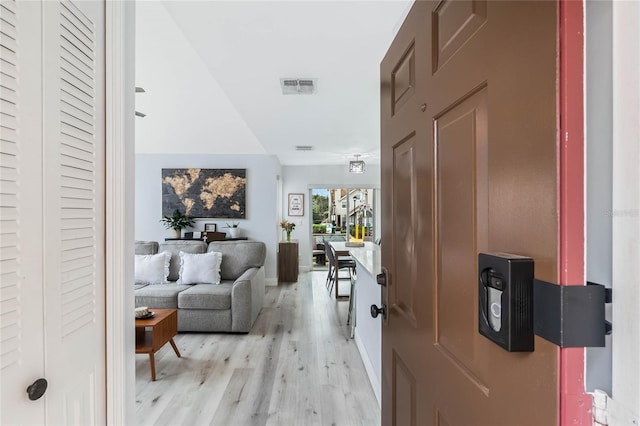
[[0, 0, 21, 370], [58, 0, 97, 338]]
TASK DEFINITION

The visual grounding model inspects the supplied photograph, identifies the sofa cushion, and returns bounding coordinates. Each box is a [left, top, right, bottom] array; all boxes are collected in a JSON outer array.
[[207, 241, 266, 281], [158, 241, 207, 281], [135, 240, 159, 255], [134, 251, 170, 284], [178, 251, 222, 285], [178, 282, 233, 310], [135, 283, 192, 309]]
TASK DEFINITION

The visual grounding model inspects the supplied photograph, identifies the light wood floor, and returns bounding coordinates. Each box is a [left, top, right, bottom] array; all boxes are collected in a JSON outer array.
[[135, 270, 380, 426]]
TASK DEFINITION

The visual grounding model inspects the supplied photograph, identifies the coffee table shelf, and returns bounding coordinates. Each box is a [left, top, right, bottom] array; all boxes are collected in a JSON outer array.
[[135, 308, 181, 381]]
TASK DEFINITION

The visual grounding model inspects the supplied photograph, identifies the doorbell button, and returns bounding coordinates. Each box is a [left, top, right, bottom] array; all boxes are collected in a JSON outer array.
[[478, 253, 534, 352], [491, 302, 501, 318]]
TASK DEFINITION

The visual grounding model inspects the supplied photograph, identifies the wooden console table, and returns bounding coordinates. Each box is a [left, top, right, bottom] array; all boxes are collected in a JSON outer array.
[[164, 236, 248, 242], [278, 241, 299, 283]]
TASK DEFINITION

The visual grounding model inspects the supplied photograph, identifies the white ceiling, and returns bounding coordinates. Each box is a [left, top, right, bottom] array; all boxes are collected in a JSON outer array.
[[135, 0, 412, 166]]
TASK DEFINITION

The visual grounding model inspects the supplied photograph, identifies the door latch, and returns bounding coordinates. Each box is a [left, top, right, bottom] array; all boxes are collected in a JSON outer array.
[[534, 280, 611, 347]]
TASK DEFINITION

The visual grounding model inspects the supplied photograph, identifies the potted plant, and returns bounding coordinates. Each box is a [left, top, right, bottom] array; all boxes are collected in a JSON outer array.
[[226, 221, 240, 238], [160, 209, 195, 238]]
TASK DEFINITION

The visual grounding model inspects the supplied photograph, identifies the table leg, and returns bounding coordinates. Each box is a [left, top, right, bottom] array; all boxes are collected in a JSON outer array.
[[334, 265, 339, 298], [169, 338, 181, 358], [148, 353, 156, 381]]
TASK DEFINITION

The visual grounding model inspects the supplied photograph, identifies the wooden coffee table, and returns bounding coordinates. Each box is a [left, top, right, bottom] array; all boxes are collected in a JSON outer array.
[[135, 308, 181, 381]]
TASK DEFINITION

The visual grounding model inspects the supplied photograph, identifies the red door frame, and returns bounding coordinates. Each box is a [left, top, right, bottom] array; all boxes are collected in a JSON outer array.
[[559, 0, 590, 424]]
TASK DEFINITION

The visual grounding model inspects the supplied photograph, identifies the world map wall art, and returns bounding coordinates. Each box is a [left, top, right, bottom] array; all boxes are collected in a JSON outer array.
[[162, 168, 246, 218]]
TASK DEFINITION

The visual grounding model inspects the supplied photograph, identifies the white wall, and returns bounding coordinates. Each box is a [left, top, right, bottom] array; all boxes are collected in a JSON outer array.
[[352, 251, 382, 406], [135, 154, 280, 283], [281, 165, 380, 269], [610, 1, 640, 422], [135, 2, 264, 155]]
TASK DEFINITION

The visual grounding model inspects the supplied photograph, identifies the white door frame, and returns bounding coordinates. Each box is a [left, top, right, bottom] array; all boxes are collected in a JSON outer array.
[[105, 1, 135, 424], [607, 1, 640, 425]]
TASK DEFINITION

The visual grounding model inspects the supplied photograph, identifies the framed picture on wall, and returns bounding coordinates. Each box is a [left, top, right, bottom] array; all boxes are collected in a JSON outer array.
[[204, 223, 217, 232], [288, 193, 304, 216], [162, 168, 246, 218]]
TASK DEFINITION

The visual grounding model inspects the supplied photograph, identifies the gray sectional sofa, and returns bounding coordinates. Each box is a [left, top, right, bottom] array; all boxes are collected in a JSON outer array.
[[134, 240, 266, 333]]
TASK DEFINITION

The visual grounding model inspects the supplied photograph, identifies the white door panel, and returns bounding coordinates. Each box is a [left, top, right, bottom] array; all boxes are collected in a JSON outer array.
[[0, 1, 45, 424], [1, 0, 105, 424]]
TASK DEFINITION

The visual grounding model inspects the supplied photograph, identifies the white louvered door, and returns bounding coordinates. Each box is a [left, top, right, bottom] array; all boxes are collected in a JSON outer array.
[[1, 1, 106, 424], [1, 1, 46, 423]]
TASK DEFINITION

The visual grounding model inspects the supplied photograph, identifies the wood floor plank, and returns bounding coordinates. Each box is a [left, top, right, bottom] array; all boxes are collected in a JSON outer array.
[[136, 271, 380, 425]]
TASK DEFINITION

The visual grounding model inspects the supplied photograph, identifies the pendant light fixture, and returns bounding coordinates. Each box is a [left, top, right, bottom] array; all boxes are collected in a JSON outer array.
[[349, 154, 365, 173]]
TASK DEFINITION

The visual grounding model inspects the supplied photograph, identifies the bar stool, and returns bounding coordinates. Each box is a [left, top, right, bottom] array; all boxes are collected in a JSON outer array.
[[347, 273, 356, 332]]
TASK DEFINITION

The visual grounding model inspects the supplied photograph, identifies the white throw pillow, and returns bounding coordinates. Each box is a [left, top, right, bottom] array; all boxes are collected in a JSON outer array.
[[134, 251, 170, 284], [178, 251, 222, 285]]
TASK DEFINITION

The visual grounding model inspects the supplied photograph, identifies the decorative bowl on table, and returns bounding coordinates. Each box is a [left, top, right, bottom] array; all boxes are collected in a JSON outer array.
[[135, 306, 154, 319]]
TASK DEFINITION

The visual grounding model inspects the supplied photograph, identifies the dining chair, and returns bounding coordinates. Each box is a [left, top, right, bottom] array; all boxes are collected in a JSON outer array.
[[326, 242, 356, 295], [323, 238, 333, 289], [312, 236, 326, 266]]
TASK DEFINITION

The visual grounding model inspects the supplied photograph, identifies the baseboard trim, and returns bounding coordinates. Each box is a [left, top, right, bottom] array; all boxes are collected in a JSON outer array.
[[265, 277, 278, 287], [354, 329, 381, 407]]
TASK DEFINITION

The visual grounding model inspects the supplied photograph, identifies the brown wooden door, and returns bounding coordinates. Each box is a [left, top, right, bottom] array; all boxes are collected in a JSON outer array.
[[380, 2, 559, 425]]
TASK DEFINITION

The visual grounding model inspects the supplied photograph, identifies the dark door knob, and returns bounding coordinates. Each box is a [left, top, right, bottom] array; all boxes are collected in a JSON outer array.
[[370, 304, 387, 319], [26, 378, 47, 401]]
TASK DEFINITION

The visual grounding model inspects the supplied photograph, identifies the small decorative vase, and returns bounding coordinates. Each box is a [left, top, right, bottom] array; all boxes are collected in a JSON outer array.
[[286, 230, 291, 242], [229, 227, 240, 238], [172, 229, 181, 238]]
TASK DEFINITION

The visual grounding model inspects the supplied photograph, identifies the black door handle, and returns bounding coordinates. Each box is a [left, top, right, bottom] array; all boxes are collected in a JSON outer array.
[[27, 378, 47, 401], [370, 304, 387, 319]]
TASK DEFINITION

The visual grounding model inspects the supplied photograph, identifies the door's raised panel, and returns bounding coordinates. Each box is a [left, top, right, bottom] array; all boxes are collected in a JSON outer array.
[[432, 0, 487, 72], [392, 350, 416, 426], [62, 371, 97, 424], [433, 87, 489, 394], [435, 410, 451, 426], [391, 43, 415, 116], [392, 133, 418, 326]]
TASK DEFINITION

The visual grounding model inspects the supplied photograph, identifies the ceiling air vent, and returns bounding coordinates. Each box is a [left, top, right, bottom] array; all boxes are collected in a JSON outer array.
[[295, 145, 314, 151], [281, 78, 317, 95]]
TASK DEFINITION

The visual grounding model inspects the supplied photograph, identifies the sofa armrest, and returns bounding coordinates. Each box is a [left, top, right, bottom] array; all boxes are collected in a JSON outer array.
[[230, 266, 265, 332]]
